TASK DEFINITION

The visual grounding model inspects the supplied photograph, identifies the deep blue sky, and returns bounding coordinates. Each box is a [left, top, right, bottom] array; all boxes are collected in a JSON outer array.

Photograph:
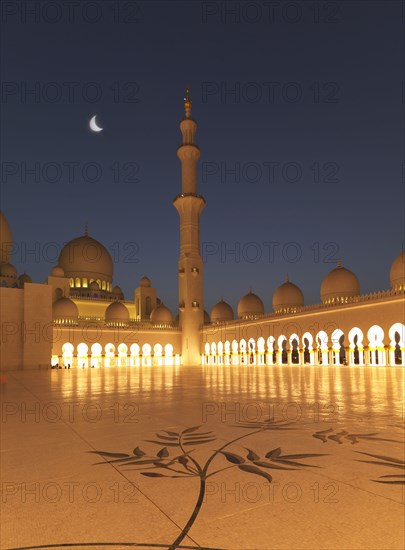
[[1, 0, 404, 314]]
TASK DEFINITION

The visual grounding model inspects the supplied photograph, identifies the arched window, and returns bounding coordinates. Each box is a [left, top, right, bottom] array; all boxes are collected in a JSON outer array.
[[145, 296, 152, 316], [75, 277, 81, 288]]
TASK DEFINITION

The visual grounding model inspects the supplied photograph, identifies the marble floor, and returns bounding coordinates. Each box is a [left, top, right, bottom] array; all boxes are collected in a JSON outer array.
[[1, 365, 404, 550]]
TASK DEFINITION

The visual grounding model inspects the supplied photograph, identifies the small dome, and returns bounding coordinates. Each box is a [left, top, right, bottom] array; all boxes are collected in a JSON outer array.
[[105, 301, 129, 325], [89, 281, 99, 290], [211, 300, 234, 323], [237, 291, 264, 319], [112, 285, 124, 299], [18, 273, 32, 286], [150, 303, 173, 324], [390, 251, 405, 290], [0, 263, 17, 278], [320, 263, 360, 304], [53, 297, 79, 323], [0, 211, 13, 264], [140, 276, 151, 287], [204, 310, 210, 324], [273, 280, 304, 313], [51, 265, 65, 277]]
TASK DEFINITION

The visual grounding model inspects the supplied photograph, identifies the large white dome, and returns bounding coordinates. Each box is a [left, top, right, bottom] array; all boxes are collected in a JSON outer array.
[[59, 233, 113, 282]]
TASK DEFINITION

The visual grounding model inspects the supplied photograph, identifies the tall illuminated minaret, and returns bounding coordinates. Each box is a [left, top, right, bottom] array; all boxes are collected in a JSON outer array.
[[173, 88, 205, 366]]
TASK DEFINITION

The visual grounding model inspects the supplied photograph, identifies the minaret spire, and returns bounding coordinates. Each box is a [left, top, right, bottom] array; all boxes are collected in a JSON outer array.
[[184, 85, 192, 118], [84, 222, 88, 237], [174, 89, 205, 366]]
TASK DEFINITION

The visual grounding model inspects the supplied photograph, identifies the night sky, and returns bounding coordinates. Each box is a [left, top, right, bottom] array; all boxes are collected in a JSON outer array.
[[1, 0, 404, 315]]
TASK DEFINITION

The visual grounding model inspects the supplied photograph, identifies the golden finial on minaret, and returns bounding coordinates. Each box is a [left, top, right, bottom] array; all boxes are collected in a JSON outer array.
[[337, 259, 342, 268], [184, 85, 192, 118], [84, 222, 88, 237]]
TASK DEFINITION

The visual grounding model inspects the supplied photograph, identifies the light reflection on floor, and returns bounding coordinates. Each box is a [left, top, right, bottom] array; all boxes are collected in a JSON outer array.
[[1, 366, 404, 550]]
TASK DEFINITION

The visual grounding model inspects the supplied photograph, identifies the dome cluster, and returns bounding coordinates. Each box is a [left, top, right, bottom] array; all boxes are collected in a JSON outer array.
[[209, 253, 404, 323]]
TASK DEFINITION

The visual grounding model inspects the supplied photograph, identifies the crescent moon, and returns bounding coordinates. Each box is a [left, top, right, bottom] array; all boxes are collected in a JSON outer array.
[[89, 115, 103, 133]]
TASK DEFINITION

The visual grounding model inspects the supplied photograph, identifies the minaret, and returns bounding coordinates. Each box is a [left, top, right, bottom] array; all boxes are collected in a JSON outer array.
[[173, 88, 205, 366]]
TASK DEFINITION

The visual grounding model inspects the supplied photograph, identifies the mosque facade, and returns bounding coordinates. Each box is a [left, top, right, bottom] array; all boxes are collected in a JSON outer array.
[[0, 93, 404, 370]]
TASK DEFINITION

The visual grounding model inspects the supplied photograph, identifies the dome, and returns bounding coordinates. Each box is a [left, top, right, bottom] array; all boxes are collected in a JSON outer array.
[[237, 291, 264, 319], [320, 263, 360, 304], [211, 299, 234, 323], [390, 251, 405, 290], [273, 280, 304, 313], [105, 301, 129, 325], [51, 265, 65, 277], [0, 211, 13, 264], [89, 281, 99, 290], [58, 233, 113, 282], [0, 263, 17, 278], [18, 273, 32, 286], [140, 276, 151, 287], [53, 297, 79, 323], [150, 303, 173, 324], [204, 310, 210, 324]]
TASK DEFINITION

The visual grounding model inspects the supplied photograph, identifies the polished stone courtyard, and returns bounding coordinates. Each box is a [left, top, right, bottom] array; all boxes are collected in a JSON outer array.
[[1, 365, 404, 550]]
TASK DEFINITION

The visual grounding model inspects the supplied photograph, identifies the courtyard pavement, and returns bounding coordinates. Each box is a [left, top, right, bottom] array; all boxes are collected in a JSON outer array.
[[1, 365, 404, 550]]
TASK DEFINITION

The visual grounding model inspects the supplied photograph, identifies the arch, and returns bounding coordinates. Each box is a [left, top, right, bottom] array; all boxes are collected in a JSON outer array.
[[247, 338, 256, 365], [239, 339, 247, 365], [348, 327, 364, 366], [75, 277, 81, 288], [277, 335, 287, 365], [224, 340, 231, 365], [389, 323, 405, 366], [55, 288, 63, 300], [231, 339, 239, 365], [367, 325, 385, 366], [145, 296, 152, 316], [302, 332, 314, 365], [82, 278, 88, 288], [62, 342, 74, 367], [153, 343, 163, 366], [102, 281, 106, 290], [117, 343, 128, 367], [104, 343, 116, 368], [130, 343, 140, 366], [142, 343, 152, 366], [257, 336, 265, 366], [164, 344, 174, 366], [77, 342, 89, 368], [217, 341, 224, 365], [90, 343, 102, 368], [289, 333, 300, 364], [331, 329, 346, 366], [266, 336, 276, 365], [315, 330, 329, 366]]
